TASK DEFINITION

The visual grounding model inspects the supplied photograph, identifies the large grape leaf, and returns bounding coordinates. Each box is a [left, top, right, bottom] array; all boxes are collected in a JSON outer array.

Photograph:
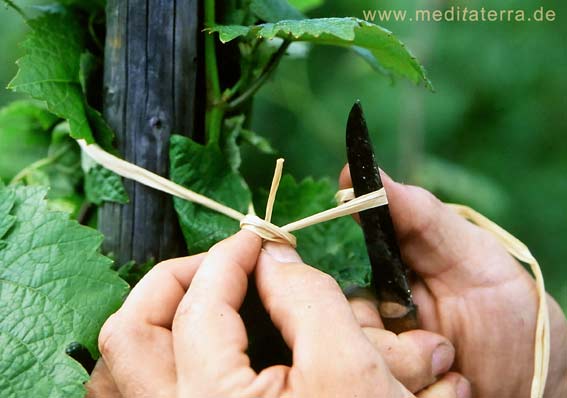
[[211, 17, 431, 88], [256, 175, 371, 287], [0, 183, 129, 398], [170, 135, 252, 254], [8, 13, 96, 142]]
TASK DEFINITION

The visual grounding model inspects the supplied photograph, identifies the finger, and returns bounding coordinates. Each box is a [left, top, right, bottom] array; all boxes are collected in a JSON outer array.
[[347, 289, 384, 328], [98, 255, 204, 397], [173, 231, 263, 395], [416, 372, 472, 398], [339, 164, 525, 292], [85, 359, 122, 398], [363, 328, 455, 393], [98, 313, 177, 397], [118, 254, 205, 327], [256, 244, 391, 383]]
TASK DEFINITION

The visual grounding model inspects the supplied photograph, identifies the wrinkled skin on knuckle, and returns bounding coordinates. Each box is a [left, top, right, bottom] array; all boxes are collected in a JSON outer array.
[[98, 313, 123, 358], [172, 298, 211, 333], [353, 357, 411, 398]]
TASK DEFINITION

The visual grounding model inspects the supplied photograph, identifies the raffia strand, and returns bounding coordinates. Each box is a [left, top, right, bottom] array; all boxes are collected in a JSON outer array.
[[79, 141, 385, 247]]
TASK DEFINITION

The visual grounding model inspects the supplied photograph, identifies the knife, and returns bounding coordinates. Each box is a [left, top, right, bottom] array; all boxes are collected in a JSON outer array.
[[346, 101, 419, 334]]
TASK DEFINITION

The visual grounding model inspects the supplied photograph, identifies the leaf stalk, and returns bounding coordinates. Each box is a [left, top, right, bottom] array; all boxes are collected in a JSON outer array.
[[226, 40, 291, 111], [204, 0, 224, 145]]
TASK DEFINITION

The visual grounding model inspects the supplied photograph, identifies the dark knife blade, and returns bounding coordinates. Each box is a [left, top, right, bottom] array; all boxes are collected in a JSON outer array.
[[346, 101, 419, 333]]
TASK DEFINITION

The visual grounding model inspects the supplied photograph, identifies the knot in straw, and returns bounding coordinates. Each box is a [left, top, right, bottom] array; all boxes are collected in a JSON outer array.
[[240, 215, 297, 247], [239, 158, 297, 246]]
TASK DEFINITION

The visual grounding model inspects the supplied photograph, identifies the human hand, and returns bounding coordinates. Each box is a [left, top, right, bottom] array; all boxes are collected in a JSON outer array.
[[339, 165, 567, 398], [87, 231, 471, 397]]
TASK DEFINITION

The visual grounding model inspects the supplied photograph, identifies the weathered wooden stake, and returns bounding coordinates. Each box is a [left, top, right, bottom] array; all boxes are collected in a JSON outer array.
[[101, 0, 202, 266]]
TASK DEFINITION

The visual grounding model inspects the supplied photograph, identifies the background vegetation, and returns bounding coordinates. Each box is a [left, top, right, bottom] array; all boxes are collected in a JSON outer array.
[[1, 0, 565, 310]]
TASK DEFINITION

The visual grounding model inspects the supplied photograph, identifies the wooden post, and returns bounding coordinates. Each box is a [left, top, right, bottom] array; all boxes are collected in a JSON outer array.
[[101, 0, 203, 266]]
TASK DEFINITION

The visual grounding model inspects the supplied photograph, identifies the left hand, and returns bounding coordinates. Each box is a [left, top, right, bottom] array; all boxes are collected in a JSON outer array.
[[86, 231, 469, 397]]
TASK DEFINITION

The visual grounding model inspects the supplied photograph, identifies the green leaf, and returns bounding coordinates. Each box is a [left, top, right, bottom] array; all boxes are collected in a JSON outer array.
[[46, 194, 84, 217], [84, 165, 129, 206], [250, 0, 304, 22], [223, 115, 277, 172], [220, 0, 258, 26], [8, 13, 97, 142], [116, 259, 155, 287], [288, 0, 323, 12], [0, 101, 57, 181], [223, 116, 246, 172], [0, 187, 16, 239], [211, 17, 431, 87], [170, 135, 251, 254], [240, 129, 277, 154], [79, 52, 97, 94], [23, 168, 50, 186], [44, 123, 83, 200], [257, 175, 371, 287], [55, 0, 106, 11], [0, 184, 128, 397]]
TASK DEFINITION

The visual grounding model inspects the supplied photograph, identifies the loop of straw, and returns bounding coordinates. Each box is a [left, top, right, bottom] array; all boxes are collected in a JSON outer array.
[[447, 204, 550, 398], [240, 215, 297, 247], [80, 139, 548, 398]]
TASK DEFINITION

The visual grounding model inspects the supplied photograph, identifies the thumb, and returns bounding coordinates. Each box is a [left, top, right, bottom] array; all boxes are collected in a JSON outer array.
[[262, 242, 303, 263]]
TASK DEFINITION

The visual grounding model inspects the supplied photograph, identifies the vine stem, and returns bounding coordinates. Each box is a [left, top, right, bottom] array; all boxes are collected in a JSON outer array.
[[2, 0, 26, 19], [204, 0, 223, 145], [227, 40, 291, 111], [88, 11, 104, 52], [9, 143, 71, 185]]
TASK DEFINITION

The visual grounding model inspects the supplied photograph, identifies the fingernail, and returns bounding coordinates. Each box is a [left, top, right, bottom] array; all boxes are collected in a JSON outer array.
[[457, 377, 472, 398], [431, 343, 454, 375], [263, 242, 302, 263]]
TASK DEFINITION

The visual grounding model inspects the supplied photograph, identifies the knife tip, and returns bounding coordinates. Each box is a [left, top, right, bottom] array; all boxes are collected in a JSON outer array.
[[349, 100, 365, 120], [347, 100, 367, 135]]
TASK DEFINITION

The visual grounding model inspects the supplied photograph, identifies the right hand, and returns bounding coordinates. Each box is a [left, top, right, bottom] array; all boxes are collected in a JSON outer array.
[[339, 166, 567, 398]]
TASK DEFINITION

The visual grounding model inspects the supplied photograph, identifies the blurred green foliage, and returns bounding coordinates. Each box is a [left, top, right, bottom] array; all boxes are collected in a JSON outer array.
[[243, 0, 567, 309], [0, 0, 565, 309]]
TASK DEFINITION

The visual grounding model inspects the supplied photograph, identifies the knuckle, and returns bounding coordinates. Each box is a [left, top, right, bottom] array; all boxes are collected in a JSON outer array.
[[150, 260, 172, 273], [316, 271, 342, 293], [98, 313, 122, 357], [404, 185, 441, 239], [397, 359, 432, 393], [173, 299, 197, 321], [294, 264, 341, 292], [172, 299, 210, 332], [352, 355, 385, 380], [98, 313, 147, 358]]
